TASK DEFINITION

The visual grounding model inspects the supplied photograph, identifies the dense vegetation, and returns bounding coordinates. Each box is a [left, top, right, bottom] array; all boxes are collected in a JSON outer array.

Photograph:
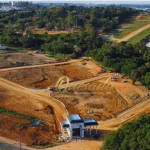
[[86, 42, 150, 89], [0, 4, 135, 32], [0, 5, 136, 51], [102, 114, 150, 150], [0, 106, 36, 120], [33, 5, 135, 31], [0, 5, 149, 88]]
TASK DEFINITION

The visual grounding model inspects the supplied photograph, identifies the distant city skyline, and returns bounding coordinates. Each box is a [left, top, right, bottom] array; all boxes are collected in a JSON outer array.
[[0, 0, 150, 4]]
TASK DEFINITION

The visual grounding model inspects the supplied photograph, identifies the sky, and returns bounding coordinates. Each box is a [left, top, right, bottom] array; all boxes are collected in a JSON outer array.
[[0, 0, 150, 4]]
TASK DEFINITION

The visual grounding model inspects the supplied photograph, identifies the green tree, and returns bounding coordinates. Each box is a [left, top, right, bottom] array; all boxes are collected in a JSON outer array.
[[102, 114, 150, 150]]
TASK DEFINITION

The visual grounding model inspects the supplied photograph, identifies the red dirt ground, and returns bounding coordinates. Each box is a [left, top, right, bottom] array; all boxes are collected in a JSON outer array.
[[0, 58, 148, 149]]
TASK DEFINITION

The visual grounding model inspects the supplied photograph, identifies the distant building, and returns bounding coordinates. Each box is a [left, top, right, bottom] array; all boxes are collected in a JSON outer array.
[[11, 1, 16, 7], [0, 44, 6, 50], [61, 114, 98, 139], [145, 42, 150, 47]]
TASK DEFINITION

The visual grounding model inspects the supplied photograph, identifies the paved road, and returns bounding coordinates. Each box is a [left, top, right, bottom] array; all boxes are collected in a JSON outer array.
[[0, 141, 28, 150]]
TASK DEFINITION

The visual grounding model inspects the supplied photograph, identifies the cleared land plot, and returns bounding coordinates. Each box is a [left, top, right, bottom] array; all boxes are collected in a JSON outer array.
[[0, 76, 69, 146], [53, 72, 146, 121], [31, 29, 73, 35], [0, 59, 148, 150], [116, 23, 150, 43], [0, 113, 56, 146], [0, 60, 146, 121], [0, 53, 55, 69], [0, 63, 93, 88], [128, 27, 150, 44], [113, 14, 150, 41], [115, 21, 150, 39], [139, 14, 150, 21], [0, 80, 57, 146]]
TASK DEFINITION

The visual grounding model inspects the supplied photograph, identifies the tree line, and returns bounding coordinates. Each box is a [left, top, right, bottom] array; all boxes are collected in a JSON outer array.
[[102, 114, 150, 150], [0, 4, 137, 35], [86, 41, 150, 89]]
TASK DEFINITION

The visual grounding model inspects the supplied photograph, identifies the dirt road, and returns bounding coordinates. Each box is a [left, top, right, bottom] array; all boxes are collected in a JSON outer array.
[[0, 77, 68, 128], [98, 96, 150, 130], [0, 58, 149, 150], [55, 73, 111, 90], [0, 76, 150, 150], [117, 23, 150, 43], [0, 136, 102, 150], [1, 74, 149, 130], [0, 59, 80, 72]]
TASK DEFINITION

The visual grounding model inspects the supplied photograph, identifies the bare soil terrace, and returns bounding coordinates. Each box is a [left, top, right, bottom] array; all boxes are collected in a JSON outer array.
[[0, 52, 55, 69], [0, 57, 147, 120], [0, 52, 148, 149], [0, 80, 58, 146], [31, 28, 74, 35]]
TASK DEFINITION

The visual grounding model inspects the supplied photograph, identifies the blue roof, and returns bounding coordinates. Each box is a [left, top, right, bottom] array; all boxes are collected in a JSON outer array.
[[84, 119, 98, 126], [84, 119, 96, 123], [69, 114, 81, 120], [68, 114, 83, 123]]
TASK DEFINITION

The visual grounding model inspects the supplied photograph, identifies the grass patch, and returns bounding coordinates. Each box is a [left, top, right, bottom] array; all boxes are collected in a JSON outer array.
[[140, 14, 150, 20], [114, 21, 150, 39], [0, 46, 26, 54], [0, 106, 36, 121], [128, 27, 150, 45], [46, 53, 71, 60]]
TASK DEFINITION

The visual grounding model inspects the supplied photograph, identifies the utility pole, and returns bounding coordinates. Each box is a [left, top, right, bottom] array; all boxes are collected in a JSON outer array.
[[19, 135, 22, 150]]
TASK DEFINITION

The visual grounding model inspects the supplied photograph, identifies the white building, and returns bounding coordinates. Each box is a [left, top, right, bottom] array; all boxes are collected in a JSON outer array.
[[61, 114, 98, 139], [145, 42, 150, 47], [11, 1, 16, 7], [0, 44, 6, 50]]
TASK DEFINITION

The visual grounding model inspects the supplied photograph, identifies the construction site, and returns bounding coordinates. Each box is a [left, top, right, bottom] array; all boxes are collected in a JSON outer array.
[[0, 52, 149, 150]]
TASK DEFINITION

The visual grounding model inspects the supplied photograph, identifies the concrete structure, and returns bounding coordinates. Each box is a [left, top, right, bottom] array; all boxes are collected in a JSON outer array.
[[61, 114, 98, 139], [0, 45, 6, 50]]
